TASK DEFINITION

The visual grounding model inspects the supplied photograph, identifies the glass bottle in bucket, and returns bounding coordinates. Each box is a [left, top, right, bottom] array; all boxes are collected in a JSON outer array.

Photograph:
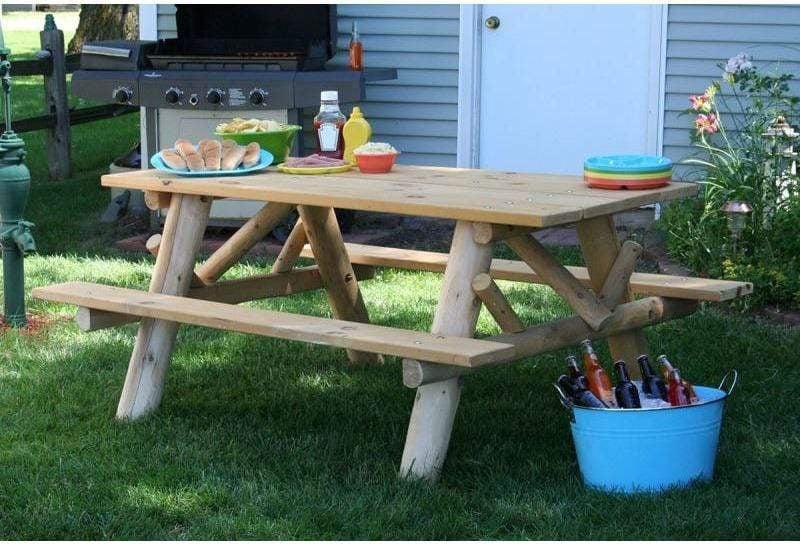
[[557, 375, 607, 408], [657, 355, 699, 404], [666, 368, 694, 406], [637, 354, 668, 400], [565, 355, 590, 391], [580, 339, 616, 407], [313, 90, 346, 159], [614, 361, 642, 409]]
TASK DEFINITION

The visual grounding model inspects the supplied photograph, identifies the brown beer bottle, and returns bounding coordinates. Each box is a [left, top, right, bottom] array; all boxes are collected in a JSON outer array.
[[614, 361, 642, 408], [565, 355, 590, 390], [658, 355, 699, 404], [637, 354, 668, 400], [667, 368, 693, 406], [558, 375, 607, 408], [580, 339, 616, 407]]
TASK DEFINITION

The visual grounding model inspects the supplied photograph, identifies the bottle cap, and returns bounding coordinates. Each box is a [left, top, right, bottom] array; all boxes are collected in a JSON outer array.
[[350, 106, 364, 119], [321, 90, 338, 102]]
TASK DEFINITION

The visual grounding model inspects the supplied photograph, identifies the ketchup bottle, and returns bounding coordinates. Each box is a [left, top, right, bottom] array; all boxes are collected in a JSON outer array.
[[313, 90, 346, 159]]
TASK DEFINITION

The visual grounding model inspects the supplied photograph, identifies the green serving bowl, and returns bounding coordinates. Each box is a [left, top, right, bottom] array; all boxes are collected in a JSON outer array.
[[215, 124, 302, 165]]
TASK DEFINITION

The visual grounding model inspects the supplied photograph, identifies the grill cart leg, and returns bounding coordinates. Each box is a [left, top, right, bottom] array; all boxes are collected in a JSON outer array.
[[116, 194, 212, 420], [400, 220, 492, 481]]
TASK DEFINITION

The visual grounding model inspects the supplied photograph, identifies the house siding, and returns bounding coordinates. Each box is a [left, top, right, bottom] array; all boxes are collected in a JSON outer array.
[[663, 4, 800, 177], [155, 4, 460, 167]]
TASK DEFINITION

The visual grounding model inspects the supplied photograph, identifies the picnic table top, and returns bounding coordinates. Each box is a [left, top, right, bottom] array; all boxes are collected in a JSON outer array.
[[102, 165, 698, 228]]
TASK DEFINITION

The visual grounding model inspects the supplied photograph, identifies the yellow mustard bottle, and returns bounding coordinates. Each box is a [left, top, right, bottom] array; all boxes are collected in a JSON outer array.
[[343, 106, 372, 165]]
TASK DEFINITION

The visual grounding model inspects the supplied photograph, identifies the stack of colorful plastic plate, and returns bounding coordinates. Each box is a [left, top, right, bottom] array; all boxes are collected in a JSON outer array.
[[583, 155, 673, 190]]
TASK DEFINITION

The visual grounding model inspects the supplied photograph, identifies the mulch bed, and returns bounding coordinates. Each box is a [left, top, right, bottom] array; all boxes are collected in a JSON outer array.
[[0, 313, 57, 336]]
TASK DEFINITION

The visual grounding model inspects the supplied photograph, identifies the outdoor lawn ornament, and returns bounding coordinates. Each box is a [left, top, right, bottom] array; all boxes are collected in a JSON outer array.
[[0, 21, 36, 327], [721, 201, 752, 255], [762, 116, 798, 229]]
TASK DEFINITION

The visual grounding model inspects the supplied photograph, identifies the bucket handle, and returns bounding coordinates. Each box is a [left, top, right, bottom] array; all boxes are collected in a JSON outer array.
[[718, 369, 738, 396], [553, 383, 575, 422]]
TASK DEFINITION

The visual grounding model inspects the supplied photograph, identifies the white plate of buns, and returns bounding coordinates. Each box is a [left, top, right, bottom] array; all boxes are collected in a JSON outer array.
[[150, 139, 273, 176]]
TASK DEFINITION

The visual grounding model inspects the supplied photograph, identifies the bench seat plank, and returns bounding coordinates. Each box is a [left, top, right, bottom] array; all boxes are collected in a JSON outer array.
[[299, 243, 753, 302], [32, 282, 515, 368]]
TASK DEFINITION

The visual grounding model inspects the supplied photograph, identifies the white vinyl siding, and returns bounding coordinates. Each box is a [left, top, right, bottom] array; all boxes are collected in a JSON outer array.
[[156, 4, 177, 38], [156, 4, 460, 167], [302, 5, 459, 166], [663, 4, 800, 178]]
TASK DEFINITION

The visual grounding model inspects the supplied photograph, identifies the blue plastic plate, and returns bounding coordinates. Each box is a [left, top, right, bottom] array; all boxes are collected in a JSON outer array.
[[584, 154, 672, 174], [150, 149, 274, 176]]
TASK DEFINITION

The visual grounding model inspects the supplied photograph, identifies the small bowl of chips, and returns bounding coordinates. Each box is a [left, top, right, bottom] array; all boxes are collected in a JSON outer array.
[[215, 118, 302, 165]]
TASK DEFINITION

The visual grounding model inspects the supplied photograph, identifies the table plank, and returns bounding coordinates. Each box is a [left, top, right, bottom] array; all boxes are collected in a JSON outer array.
[[102, 165, 697, 228]]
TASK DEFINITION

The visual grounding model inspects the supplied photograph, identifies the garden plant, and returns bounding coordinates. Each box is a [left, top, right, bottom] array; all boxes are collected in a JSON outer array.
[[660, 54, 800, 310]]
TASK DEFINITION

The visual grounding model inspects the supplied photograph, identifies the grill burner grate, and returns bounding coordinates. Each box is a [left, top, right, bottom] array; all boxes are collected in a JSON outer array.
[[148, 53, 308, 72]]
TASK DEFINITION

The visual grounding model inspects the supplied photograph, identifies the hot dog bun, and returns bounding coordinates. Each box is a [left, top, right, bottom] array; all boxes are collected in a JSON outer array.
[[242, 142, 261, 168], [161, 149, 187, 171], [221, 144, 246, 170], [199, 139, 222, 171], [174, 140, 204, 171]]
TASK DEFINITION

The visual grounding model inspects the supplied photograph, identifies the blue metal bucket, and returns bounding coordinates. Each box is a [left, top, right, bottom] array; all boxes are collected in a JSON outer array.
[[555, 371, 737, 494]]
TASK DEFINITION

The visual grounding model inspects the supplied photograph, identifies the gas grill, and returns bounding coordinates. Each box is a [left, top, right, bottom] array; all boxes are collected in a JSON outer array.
[[71, 4, 396, 223], [73, 5, 395, 114]]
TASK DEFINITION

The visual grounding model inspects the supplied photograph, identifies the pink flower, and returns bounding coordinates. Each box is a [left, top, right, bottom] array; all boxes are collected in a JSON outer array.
[[695, 113, 719, 135], [689, 93, 712, 113]]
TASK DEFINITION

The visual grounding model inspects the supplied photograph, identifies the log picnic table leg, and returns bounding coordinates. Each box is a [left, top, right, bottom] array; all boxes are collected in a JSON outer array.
[[576, 214, 649, 378], [297, 205, 382, 365], [116, 194, 213, 420], [400, 220, 492, 481]]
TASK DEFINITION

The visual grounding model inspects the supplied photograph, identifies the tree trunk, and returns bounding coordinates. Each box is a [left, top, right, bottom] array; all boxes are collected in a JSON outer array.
[[67, 5, 139, 54]]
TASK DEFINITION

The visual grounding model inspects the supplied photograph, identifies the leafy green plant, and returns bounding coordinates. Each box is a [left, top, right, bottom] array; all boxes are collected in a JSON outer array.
[[659, 54, 800, 310]]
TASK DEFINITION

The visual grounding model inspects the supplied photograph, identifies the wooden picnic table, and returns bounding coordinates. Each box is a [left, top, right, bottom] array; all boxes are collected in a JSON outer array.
[[34, 165, 752, 482]]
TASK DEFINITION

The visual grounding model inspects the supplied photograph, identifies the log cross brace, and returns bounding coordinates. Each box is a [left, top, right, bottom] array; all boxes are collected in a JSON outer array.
[[471, 273, 525, 333], [402, 236, 668, 388], [504, 233, 613, 331]]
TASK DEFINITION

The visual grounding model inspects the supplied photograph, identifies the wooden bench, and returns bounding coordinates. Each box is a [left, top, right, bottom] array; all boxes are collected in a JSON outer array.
[[33, 281, 516, 367], [299, 242, 753, 302]]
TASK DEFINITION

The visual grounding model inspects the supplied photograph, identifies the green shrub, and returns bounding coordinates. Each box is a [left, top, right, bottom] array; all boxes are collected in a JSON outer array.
[[659, 55, 800, 310]]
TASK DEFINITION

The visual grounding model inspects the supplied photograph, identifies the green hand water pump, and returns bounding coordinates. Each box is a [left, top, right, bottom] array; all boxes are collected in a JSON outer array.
[[0, 18, 36, 327]]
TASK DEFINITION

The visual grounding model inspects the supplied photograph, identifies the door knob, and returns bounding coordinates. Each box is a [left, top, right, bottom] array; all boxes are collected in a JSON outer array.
[[485, 16, 500, 30]]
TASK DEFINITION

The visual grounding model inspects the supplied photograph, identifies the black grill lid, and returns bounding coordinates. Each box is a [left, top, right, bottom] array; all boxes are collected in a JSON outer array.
[[171, 4, 337, 59]]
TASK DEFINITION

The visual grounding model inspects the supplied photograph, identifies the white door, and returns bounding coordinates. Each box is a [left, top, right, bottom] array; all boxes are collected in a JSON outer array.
[[472, 5, 661, 174]]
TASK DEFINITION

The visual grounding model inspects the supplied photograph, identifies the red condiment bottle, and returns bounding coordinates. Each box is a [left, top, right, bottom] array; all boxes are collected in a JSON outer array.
[[313, 90, 346, 159], [349, 21, 363, 71]]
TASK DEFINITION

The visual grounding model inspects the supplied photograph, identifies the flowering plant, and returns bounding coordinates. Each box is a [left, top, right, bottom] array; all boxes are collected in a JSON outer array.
[[659, 54, 800, 310]]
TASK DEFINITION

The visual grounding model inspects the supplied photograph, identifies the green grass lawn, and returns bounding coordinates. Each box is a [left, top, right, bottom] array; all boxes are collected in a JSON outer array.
[[1, 12, 800, 541]]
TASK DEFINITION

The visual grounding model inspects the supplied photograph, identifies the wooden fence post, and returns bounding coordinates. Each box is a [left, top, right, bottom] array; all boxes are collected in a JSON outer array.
[[40, 14, 70, 180]]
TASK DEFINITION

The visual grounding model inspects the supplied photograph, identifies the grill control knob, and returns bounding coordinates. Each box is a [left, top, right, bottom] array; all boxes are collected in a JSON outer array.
[[206, 88, 225, 105], [165, 87, 183, 105], [249, 88, 268, 106], [113, 86, 133, 104]]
